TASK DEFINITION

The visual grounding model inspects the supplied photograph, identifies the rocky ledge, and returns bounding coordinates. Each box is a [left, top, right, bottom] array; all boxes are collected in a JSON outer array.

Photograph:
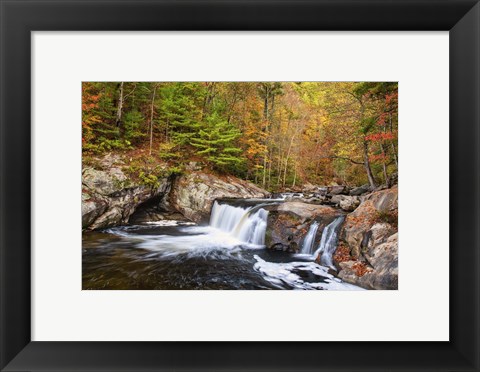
[[82, 160, 269, 230], [170, 171, 269, 223], [265, 202, 343, 253], [334, 186, 398, 289]]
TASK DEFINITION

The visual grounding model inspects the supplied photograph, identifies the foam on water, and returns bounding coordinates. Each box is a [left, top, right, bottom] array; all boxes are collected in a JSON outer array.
[[253, 255, 364, 290], [144, 220, 195, 226], [106, 224, 263, 260]]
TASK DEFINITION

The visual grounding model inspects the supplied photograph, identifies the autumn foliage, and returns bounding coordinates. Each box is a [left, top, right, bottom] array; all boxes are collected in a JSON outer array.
[[82, 82, 398, 191]]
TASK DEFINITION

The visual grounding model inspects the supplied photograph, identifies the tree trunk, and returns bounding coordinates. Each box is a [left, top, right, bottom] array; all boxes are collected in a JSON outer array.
[[267, 149, 272, 189], [379, 142, 389, 186], [262, 91, 269, 188], [292, 160, 297, 188], [116, 82, 124, 131], [363, 140, 377, 189], [149, 85, 158, 156], [389, 113, 398, 170], [283, 132, 295, 188]]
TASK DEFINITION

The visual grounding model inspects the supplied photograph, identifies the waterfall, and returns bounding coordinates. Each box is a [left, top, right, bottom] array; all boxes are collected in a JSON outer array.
[[300, 221, 319, 254], [209, 201, 268, 245], [314, 216, 345, 268]]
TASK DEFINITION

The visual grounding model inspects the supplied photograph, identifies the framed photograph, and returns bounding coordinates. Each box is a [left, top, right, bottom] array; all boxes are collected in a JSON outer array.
[[1, 0, 479, 371]]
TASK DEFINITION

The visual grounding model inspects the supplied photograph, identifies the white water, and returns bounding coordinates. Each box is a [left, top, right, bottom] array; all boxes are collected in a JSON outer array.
[[209, 201, 268, 245], [100, 201, 362, 290], [253, 255, 364, 290], [300, 221, 319, 255], [314, 216, 345, 268]]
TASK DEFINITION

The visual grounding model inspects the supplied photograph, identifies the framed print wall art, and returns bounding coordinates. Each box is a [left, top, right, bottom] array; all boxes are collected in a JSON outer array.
[[1, 0, 479, 371]]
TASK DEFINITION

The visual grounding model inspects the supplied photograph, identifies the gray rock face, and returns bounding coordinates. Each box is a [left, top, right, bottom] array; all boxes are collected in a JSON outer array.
[[170, 172, 269, 223], [335, 187, 398, 290], [82, 167, 170, 230], [349, 184, 371, 196], [328, 195, 360, 211], [338, 232, 398, 290], [339, 196, 361, 212], [265, 202, 341, 251], [82, 167, 128, 196], [328, 185, 349, 195]]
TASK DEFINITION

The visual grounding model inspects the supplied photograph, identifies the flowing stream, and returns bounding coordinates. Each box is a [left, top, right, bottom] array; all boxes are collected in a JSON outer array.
[[314, 216, 345, 268], [83, 199, 362, 290]]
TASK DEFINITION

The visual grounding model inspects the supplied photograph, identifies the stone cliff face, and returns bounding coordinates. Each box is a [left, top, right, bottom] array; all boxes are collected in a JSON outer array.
[[170, 172, 269, 223], [264, 203, 342, 253], [82, 167, 270, 230], [82, 167, 171, 230], [334, 186, 398, 289]]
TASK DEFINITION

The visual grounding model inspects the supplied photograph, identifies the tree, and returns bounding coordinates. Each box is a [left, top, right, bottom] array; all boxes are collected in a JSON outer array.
[[191, 111, 243, 172]]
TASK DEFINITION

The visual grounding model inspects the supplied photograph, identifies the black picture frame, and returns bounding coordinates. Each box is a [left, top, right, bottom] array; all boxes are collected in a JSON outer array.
[[1, 0, 479, 371]]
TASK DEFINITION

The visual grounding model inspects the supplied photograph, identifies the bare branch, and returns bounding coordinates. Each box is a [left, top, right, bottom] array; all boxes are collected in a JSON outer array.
[[319, 155, 364, 165]]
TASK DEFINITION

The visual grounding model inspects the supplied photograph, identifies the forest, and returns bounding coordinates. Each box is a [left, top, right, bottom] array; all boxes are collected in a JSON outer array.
[[82, 82, 398, 191]]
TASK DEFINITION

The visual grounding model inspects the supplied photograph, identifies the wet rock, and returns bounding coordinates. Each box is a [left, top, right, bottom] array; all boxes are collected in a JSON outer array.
[[328, 185, 349, 195], [335, 186, 398, 290], [349, 184, 371, 196], [339, 196, 360, 212], [265, 202, 342, 252], [170, 172, 269, 223], [338, 233, 398, 290], [82, 166, 172, 230], [327, 195, 360, 211], [362, 185, 398, 212], [81, 193, 108, 229]]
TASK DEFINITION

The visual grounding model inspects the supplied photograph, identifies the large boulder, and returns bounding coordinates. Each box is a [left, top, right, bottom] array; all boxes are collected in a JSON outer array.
[[265, 202, 341, 252], [82, 167, 171, 230], [328, 185, 349, 195], [337, 232, 398, 290], [342, 186, 398, 258], [349, 184, 371, 196], [328, 195, 360, 211], [170, 172, 269, 223], [334, 186, 398, 290]]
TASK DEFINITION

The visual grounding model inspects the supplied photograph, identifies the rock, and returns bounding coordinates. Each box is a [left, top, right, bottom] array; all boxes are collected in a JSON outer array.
[[82, 166, 172, 230], [326, 195, 360, 211], [171, 172, 269, 223], [265, 202, 341, 251], [363, 185, 398, 212], [288, 241, 299, 253], [329, 195, 344, 205], [185, 161, 202, 171], [349, 184, 371, 196], [335, 186, 398, 290], [82, 168, 128, 196], [81, 193, 108, 229], [339, 196, 360, 212], [302, 182, 317, 192], [275, 202, 337, 221], [367, 223, 395, 249], [317, 187, 329, 196], [337, 233, 398, 290], [328, 185, 349, 195]]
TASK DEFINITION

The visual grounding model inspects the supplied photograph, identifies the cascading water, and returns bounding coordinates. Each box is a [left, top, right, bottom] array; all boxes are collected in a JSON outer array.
[[314, 216, 345, 268], [300, 221, 319, 254], [209, 201, 269, 245], [86, 200, 363, 290]]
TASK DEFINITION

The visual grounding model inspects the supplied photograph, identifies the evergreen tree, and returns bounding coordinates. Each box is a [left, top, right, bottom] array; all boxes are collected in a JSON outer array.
[[191, 111, 243, 171]]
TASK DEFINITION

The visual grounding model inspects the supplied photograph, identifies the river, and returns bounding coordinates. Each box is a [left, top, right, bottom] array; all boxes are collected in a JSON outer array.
[[82, 198, 363, 290]]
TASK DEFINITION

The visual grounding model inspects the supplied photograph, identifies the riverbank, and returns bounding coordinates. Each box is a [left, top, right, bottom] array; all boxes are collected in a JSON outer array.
[[82, 154, 398, 290]]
